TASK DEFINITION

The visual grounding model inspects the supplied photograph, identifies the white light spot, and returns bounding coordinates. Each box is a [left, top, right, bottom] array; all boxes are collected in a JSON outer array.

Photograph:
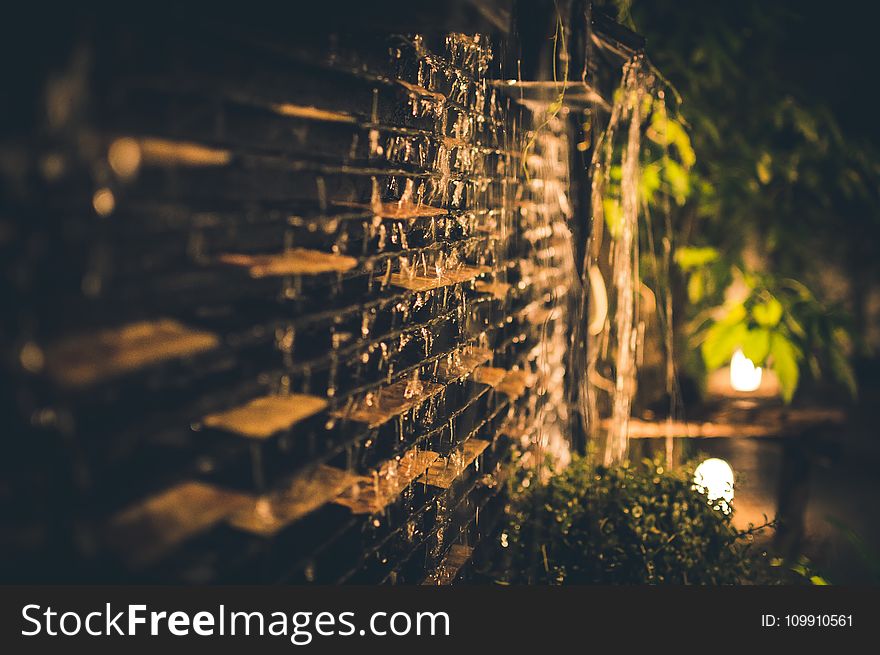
[[693, 458, 734, 512], [730, 348, 762, 392]]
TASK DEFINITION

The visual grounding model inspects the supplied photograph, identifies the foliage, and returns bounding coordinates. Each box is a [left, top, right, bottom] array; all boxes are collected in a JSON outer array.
[[495, 456, 778, 584], [683, 261, 857, 401], [604, 92, 695, 237], [598, 0, 875, 401], [640, 94, 696, 207], [825, 517, 880, 583], [777, 555, 830, 586], [621, 0, 880, 275]]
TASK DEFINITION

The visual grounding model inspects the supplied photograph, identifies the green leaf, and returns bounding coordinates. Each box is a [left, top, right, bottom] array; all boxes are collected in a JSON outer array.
[[687, 270, 704, 303], [603, 198, 622, 237], [829, 343, 857, 400], [741, 327, 771, 364], [769, 333, 800, 403], [807, 354, 822, 379], [752, 297, 783, 327], [640, 162, 662, 204], [756, 152, 772, 184], [701, 317, 748, 371], [783, 313, 807, 339], [647, 110, 669, 145], [675, 246, 719, 271], [722, 302, 748, 325], [663, 159, 691, 205], [667, 119, 696, 168]]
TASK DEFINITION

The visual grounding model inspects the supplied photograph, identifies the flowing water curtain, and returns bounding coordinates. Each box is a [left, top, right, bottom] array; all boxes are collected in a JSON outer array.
[[638, 84, 694, 465], [586, 56, 652, 465], [531, 113, 577, 474], [509, 8, 579, 476]]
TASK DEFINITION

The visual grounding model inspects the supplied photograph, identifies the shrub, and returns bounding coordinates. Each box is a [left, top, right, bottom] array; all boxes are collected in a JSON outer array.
[[496, 456, 776, 584]]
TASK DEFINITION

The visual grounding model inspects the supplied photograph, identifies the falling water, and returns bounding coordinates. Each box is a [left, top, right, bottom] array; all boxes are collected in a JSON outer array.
[[586, 57, 651, 465], [607, 68, 643, 464]]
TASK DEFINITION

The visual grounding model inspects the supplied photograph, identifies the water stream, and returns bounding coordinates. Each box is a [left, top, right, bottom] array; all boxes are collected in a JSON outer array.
[[586, 57, 652, 465]]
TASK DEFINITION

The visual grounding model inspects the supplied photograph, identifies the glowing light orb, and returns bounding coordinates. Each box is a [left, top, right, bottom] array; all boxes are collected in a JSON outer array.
[[729, 348, 762, 392], [693, 458, 735, 510]]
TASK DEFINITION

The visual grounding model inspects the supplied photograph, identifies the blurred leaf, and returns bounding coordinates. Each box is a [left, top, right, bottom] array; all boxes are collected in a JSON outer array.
[[808, 354, 822, 379], [741, 327, 771, 364], [688, 270, 704, 303], [702, 315, 748, 370], [756, 152, 772, 184], [697, 114, 721, 146], [769, 333, 800, 402], [640, 162, 662, 204], [666, 118, 696, 168], [663, 159, 691, 205], [647, 109, 668, 144], [826, 517, 880, 581], [829, 343, 857, 399], [753, 297, 783, 327], [783, 312, 807, 339], [603, 198, 623, 237], [675, 246, 720, 270]]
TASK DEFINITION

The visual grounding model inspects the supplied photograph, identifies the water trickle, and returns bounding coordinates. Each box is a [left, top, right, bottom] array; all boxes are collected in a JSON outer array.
[[583, 57, 652, 465], [403, 370, 423, 399]]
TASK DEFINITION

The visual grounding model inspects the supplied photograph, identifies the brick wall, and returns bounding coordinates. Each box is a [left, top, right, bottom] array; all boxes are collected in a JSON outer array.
[[1, 13, 581, 583]]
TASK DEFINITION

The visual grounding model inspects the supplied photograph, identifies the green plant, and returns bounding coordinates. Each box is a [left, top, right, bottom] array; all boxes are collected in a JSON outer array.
[[598, 0, 870, 402], [603, 92, 696, 236], [772, 555, 830, 586], [495, 456, 777, 584], [621, 0, 880, 307], [825, 517, 880, 583], [680, 259, 857, 402]]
